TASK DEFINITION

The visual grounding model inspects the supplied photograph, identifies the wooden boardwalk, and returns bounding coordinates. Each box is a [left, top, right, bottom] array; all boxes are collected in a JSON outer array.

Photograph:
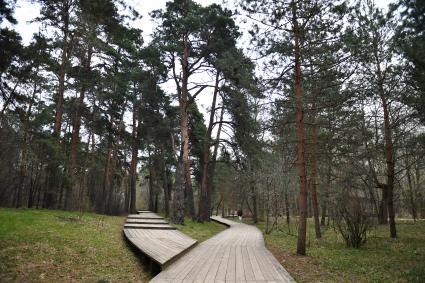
[[150, 216, 296, 283], [123, 211, 197, 267]]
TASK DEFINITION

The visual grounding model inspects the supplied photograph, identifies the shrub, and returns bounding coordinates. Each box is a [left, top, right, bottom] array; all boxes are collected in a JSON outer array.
[[334, 192, 373, 248]]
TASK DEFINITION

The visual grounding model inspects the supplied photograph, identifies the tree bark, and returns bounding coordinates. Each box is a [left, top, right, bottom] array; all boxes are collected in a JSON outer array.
[[309, 107, 321, 239], [376, 57, 397, 238], [148, 154, 156, 212], [101, 143, 112, 214], [406, 162, 417, 221], [66, 47, 92, 211], [292, 7, 308, 255], [172, 160, 185, 225], [180, 34, 195, 219], [163, 159, 170, 218], [208, 104, 225, 193], [16, 117, 30, 208], [321, 151, 331, 226], [198, 72, 220, 222], [129, 102, 138, 214]]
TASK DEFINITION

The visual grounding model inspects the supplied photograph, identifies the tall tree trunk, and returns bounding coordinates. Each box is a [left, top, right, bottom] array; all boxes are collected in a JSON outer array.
[[321, 152, 331, 226], [16, 118, 30, 208], [309, 107, 321, 239], [285, 191, 291, 227], [378, 186, 389, 224], [406, 162, 417, 221], [27, 163, 40, 208], [414, 166, 424, 218], [66, 47, 92, 211], [53, 0, 71, 139], [44, 2, 70, 210], [101, 144, 112, 214], [198, 72, 220, 222], [107, 147, 117, 215], [293, 7, 308, 255], [207, 105, 225, 218], [148, 151, 155, 212], [251, 190, 258, 223], [172, 160, 185, 225], [180, 34, 194, 220], [376, 57, 396, 238], [129, 102, 138, 214], [163, 161, 170, 218]]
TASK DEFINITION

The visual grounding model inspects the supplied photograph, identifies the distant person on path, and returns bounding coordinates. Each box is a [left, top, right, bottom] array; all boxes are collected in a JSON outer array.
[[237, 209, 243, 222]]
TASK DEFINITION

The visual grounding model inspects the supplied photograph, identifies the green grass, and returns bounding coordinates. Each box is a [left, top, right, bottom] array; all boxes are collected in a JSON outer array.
[[174, 217, 226, 242], [255, 218, 425, 283], [0, 208, 151, 283]]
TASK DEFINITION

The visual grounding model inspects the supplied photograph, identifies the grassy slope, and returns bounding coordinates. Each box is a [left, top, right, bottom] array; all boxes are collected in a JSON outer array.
[[0, 208, 150, 283], [174, 218, 226, 242], [256, 219, 425, 283]]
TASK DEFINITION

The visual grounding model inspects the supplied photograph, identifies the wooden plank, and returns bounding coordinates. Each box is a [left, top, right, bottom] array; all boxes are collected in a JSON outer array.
[[204, 244, 225, 282], [252, 247, 276, 281], [215, 245, 231, 281], [127, 214, 164, 219], [242, 246, 255, 281], [143, 215, 295, 283], [235, 245, 245, 281], [247, 246, 265, 281], [225, 245, 237, 281], [124, 223, 176, 230], [123, 211, 197, 269], [126, 218, 168, 224]]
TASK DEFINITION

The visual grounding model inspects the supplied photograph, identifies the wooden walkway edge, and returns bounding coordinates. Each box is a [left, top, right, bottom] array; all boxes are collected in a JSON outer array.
[[150, 216, 296, 283], [123, 211, 197, 268]]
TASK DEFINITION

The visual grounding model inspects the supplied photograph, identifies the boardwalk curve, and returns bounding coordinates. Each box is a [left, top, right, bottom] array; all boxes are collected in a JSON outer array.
[[150, 216, 296, 283]]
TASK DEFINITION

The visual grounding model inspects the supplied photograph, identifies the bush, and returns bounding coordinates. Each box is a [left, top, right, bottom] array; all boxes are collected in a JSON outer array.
[[334, 192, 373, 248]]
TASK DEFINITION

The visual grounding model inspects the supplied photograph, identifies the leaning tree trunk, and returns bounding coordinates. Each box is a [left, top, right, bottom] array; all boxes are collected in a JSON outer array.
[[293, 9, 308, 255]]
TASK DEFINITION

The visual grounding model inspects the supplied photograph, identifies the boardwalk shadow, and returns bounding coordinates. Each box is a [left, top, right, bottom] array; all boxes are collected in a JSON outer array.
[[122, 232, 161, 277]]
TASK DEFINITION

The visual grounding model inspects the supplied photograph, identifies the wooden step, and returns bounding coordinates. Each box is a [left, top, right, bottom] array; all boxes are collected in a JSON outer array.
[[124, 223, 176, 230], [127, 214, 164, 220], [126, 218, 168, 225]]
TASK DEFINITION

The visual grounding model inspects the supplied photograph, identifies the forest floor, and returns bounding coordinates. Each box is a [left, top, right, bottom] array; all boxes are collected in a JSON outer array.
[[252, 217, 425, 283], [2, 209, 423, 283], [0, 208, 225, 283], [0, 208, 152, 282]]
